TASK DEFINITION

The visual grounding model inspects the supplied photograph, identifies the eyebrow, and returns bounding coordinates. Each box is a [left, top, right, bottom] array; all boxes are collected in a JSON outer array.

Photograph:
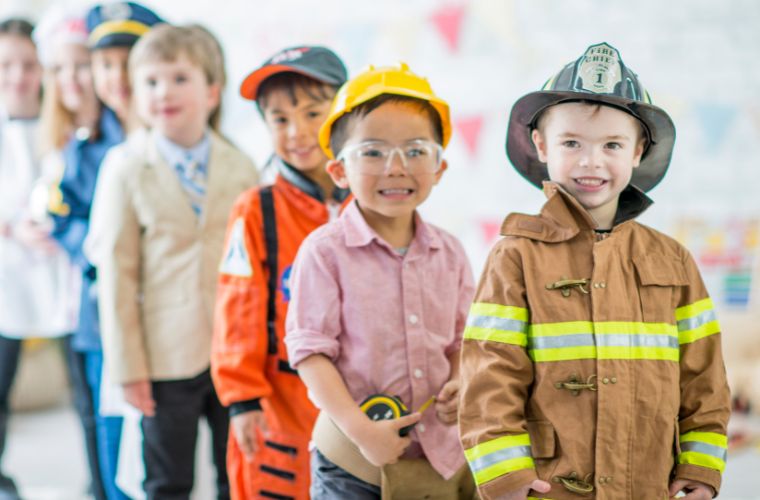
[[557, 132, 632, 141]]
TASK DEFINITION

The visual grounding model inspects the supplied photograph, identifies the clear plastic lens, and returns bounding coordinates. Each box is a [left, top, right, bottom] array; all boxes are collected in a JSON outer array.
[[339, 140, 442, 175]]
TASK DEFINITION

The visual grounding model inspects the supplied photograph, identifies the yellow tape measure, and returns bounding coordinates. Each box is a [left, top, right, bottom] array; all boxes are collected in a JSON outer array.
[[359, 394, 436, 436]]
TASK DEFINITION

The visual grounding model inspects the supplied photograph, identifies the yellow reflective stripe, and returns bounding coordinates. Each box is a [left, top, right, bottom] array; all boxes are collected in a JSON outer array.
[[465, 303, 529, 346], [529, 321, 591, 336], [468, 303, 529, 321], [465, 434, 534, 486], [89, 20, 151, 46], [594, 322, 677, 335], [464, 327, 527, 346], [675, 298, 714, 322], [678, 321, 720, 344], [531, 346, 596, 362], [598, 346, 679, 361], [678, 431, 728, 473], [527, 321, 679, 362], [680, 431, 728, 448], [464, 434, 531, 461], [676, 298, 720, 344], [473, 457, 535, 486], [678, 451, 725, 472]]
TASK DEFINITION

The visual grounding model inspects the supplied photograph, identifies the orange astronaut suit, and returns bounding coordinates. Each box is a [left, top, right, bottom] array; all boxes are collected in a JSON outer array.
[[212, 159, 350, 499]]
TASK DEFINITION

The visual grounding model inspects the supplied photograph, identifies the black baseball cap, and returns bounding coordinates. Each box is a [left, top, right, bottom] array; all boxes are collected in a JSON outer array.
[[240, 45, 347, 101]]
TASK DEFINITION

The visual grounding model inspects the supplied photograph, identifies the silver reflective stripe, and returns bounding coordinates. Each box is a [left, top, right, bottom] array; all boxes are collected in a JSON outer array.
[[529, 333, 677, 350], [680, 441, 727, 461], [597, 334, 678, 349], [529, 333, 594, 350], [677, 309, 717, 332], [468, 445, 532, 473], [467, 315, 528, 333]]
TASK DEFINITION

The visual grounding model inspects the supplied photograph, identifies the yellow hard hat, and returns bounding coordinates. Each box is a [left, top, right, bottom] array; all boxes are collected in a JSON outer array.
[[318, 62, 451, 159]]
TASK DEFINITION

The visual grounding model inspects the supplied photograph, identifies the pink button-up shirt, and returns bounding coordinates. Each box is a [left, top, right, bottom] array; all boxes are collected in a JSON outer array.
[[285, 200, 475, 479]]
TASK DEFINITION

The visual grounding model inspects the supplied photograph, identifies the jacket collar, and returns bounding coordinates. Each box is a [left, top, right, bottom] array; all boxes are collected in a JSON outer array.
[[274, 155, 350, 203], [501, 181, 653, 242]]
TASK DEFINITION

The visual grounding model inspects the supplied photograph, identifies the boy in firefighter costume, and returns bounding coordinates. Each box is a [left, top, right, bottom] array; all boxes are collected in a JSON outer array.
[[459, 42, 730, 500], [211, 46, 349, 499]]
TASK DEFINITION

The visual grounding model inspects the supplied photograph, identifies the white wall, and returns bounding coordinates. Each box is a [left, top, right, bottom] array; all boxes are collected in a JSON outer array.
[[5, 0, 759, 307]]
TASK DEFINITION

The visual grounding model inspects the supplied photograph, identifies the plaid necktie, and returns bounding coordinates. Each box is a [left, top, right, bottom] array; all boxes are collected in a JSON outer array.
[[174, 155, 206, 216]]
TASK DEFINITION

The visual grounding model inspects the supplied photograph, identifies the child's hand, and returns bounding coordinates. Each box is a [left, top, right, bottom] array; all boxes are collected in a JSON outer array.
[[494, 479, 552, 500], [12, 216, 56, 253], [668, 479, 714, 499], [354, 412, 421, 467], [122, 380, 156, 416], [231, 410, 268, 462], [435, 379, 460, 425]]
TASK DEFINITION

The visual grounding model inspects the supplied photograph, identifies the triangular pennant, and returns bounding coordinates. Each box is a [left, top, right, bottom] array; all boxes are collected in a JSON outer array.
[[480, 219, 501, 245], [219, 217, 253, 277], [430, 4, 466, 53], [454, 114, 485, 158]]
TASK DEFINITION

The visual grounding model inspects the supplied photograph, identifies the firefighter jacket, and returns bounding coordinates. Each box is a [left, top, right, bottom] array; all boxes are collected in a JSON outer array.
[[211, 158, 350, 500], [459, 182, 730, 500]]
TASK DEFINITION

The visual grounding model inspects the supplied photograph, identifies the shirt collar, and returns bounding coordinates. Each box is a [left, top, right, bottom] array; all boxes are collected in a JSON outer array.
[[342, 200, 442, 252], [153, 129, 211, 171], [273, 155, 351, 203]]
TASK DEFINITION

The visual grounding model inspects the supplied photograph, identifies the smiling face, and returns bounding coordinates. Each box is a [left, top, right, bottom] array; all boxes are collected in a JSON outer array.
[[51, 43, 96, 114], [532, 102, 645, 229], [260, 84, 334, 176], [91, 46, 131, 121], [327, 100, 446, 232], [0, 34, 42, 118], [133, 54, 219, 147]]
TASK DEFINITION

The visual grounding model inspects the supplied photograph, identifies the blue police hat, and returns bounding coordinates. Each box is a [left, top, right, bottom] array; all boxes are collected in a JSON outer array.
[[86, 2, 163, 50]]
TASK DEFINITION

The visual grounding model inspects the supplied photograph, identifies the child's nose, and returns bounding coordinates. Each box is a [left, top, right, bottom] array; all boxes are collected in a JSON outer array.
[[579, 148, 602, 169], [384, 149, 408, 176]]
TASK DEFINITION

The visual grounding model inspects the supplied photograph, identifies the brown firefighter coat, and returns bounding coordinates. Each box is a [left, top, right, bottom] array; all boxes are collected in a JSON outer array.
[[459, 182, 730, 500]]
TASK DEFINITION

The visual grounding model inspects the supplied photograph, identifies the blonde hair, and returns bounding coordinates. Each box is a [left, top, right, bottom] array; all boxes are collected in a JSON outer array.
[[128, 24, 226, 130], [39, 71, 75, 153]]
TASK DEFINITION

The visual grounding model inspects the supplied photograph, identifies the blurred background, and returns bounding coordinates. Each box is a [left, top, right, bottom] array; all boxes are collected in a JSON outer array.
[[1, 0, 759, 498]]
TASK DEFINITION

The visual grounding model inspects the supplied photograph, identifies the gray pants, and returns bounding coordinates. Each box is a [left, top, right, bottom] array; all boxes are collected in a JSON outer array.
[[310, 449, 381, 500]]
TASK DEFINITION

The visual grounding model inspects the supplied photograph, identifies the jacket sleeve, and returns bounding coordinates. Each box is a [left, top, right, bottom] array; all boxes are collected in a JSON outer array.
[[672, 249, 731, 495], [211, 191, 272, 409], [459, 239, 538, 499], [90, 150, 149, 383]]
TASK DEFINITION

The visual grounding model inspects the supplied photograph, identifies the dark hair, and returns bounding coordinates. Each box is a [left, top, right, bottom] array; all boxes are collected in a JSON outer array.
[[329, 94, 444, 158], [256, 72, 338, 113], [0, 18, 34, 39]]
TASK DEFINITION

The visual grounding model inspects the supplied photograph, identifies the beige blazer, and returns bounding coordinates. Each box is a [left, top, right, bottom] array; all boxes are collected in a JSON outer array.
[[89, 128, 258, 383]]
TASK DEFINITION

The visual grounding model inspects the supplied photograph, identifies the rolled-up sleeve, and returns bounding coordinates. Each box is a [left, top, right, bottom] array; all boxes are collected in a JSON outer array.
[[285, 234, 342, 368]]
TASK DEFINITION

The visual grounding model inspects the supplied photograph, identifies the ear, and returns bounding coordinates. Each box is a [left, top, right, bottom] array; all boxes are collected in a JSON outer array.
[[433, 159, 448, 185], [326, 159, 349, 189], [531, 129, 548, 163], [207, 82, 222, 110], [632, 138, 646, 168]]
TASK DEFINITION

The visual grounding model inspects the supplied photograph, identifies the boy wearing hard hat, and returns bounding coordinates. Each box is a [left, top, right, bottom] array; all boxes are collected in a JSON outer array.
[[211, 46, 350, 500], [458, 42, 730, 500], [285, 63, 477, 499]]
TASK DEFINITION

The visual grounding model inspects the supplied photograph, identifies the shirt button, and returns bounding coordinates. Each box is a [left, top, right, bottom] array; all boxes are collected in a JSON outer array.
[[414, 369, 424, 379], [409, 314, 419, 325], [418, 423, 426, 432], [602, 377, 610, 384], [600, 282, 606, 288], [610, 377, 617, 384]]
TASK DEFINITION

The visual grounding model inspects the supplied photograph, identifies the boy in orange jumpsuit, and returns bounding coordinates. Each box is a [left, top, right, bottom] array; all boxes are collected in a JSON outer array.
[[211, 46, 349, 500]]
